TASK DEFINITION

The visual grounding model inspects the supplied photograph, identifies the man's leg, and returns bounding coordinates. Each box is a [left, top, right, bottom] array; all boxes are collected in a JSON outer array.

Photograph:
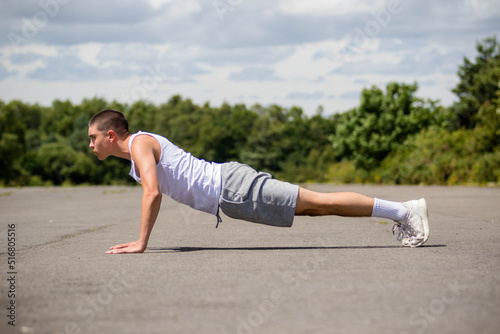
[[295, 187, 374, 217], [295, 187, 409, 220], [294, 187, 430, 247]]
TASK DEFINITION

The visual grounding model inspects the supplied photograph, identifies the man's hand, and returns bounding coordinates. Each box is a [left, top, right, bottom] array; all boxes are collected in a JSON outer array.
[[106, 241, 146, 254]]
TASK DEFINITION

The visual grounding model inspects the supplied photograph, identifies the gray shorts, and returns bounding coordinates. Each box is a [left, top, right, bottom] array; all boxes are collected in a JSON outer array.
[[218, 162, 299, 227]]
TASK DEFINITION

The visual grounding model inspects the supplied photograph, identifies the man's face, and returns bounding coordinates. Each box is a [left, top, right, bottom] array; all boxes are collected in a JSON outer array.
[[88, 125, 111, 160]]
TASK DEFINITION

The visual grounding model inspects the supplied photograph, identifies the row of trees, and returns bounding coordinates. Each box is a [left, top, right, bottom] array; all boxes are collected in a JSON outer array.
[[330, 36, 500, 184], [1, 36, 499, 186]]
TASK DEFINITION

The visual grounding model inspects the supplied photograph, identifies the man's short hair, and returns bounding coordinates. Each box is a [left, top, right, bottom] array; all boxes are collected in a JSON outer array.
[[89, 109, 129, 135]]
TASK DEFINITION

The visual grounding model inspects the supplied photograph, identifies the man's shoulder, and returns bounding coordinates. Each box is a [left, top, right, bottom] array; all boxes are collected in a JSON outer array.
[[132, 133, 162, 147], [132, 131, 161, 142], [130, 133, 162, 163]]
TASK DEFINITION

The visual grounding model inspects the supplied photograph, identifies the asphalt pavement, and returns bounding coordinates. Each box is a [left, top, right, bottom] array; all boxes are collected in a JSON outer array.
[[0, 184, 499, 334]]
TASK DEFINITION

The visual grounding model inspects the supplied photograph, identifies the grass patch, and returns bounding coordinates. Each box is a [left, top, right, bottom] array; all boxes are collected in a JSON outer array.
[[376, 221, 389, 225], [102, 189, 128, 195]]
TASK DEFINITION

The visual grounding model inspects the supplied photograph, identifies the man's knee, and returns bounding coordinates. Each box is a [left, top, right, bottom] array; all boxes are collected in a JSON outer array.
[[295, 188, 327, 216]]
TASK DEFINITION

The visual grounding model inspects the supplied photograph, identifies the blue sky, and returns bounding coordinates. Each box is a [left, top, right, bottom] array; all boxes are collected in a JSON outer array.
[[1, 0, 500, 115]]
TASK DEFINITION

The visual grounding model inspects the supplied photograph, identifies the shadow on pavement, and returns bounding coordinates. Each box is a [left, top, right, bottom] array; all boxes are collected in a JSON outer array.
[[147, 244, 446, 253]]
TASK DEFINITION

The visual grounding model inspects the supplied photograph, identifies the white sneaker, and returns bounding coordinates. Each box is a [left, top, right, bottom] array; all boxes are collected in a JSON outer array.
[[392, 198, 430, 247]]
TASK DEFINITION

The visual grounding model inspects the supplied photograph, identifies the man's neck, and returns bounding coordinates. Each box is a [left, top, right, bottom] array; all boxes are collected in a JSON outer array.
[[114, 132, 132, 160]]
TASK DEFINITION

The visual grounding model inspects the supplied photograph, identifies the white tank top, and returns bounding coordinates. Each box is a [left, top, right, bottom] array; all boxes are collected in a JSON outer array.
[[128, 131, 222, 215]]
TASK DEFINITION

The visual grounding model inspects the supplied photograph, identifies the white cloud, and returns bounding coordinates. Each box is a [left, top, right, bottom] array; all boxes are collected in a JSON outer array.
[[9, 52, 40, 65], [354, 78, 370, 85], [164, 0, 202, 18], [26, 53, 110, 81], [0, 0, 499, 114], [229, 66, 282, 82], [339, 91, 361, 100], [287, 91, 324, 100], [332, 46, 464, 76], [277, 0, 388, 16], [0, 63, 16, 80], [97, 43, 162, 68], [146, 0, 174, 10]]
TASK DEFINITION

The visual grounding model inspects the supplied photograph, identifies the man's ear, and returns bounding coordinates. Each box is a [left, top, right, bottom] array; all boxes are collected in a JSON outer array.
[[107, 130, 117, 142]]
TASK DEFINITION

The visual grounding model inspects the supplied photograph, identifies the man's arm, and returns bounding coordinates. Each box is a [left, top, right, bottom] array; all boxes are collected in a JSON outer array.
[[106, 135, 162, 254]]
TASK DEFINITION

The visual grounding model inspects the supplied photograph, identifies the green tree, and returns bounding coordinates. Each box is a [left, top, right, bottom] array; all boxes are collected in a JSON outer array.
[[191, 103, 258, 162], [331, 82, 439, 170], [450, 36, 500, 129], [240, 104, 295, 173], [49, 99, 75, 137], [376, 36, 500, 186], [0, 101, 27, 184], [127, 100, 158, 133], [239, 104, 337, 182]]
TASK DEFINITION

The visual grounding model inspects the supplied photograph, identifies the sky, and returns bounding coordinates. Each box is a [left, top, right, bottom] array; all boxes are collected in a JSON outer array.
[[1, 0, 500, 116]]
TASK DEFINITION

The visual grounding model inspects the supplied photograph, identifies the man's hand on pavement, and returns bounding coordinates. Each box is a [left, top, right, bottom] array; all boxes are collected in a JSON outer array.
[[106, 240, 146, 254]]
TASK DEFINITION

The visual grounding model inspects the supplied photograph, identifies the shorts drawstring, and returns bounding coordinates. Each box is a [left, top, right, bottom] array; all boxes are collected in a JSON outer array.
[[216, 211, 222, 228]]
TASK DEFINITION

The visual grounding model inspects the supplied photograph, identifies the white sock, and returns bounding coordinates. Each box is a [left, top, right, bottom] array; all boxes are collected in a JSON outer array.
[[371, 198, 408, 221]]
